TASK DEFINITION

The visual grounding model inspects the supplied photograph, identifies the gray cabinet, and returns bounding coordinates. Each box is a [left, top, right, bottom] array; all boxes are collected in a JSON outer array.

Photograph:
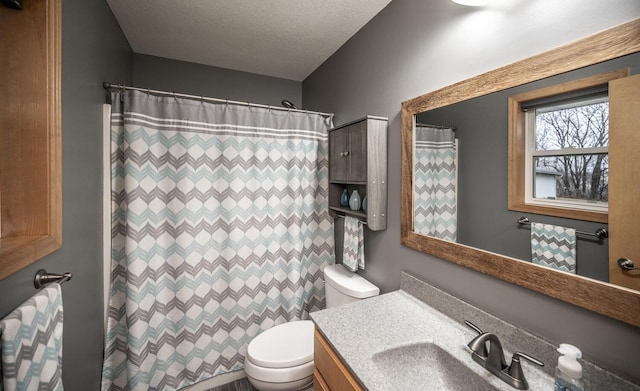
[[328, 116, 388, 231]]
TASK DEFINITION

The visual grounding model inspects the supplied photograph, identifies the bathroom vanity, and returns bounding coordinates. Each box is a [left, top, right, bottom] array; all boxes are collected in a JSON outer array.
[[310, 272, 640, 391], [313, 330, 363, 391]]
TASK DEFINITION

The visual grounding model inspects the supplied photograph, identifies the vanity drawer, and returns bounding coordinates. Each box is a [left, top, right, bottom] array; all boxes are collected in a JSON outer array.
[[314, 329, 364, 391]]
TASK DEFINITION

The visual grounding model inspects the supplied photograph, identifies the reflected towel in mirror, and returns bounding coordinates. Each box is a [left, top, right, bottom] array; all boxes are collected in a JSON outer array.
[[531, 222, 576, 273]]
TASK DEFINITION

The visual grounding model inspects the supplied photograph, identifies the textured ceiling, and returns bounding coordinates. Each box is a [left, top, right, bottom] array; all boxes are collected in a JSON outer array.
[[106, 0, 393, 81]]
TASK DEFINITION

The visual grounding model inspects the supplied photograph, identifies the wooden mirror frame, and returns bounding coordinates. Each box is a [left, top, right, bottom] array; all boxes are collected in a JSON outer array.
[[401, 19, 640, 327], [0, 0, 62, 280]]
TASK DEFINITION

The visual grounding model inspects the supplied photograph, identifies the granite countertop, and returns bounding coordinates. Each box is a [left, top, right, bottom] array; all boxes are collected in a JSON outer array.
[[311, 290, 552, 391], [310, 272, 640, 391]]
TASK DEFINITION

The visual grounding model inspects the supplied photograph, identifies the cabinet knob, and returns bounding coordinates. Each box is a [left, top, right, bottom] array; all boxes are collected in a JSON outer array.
[[618, 258, 639, 271], [340, 151, 349, 157]]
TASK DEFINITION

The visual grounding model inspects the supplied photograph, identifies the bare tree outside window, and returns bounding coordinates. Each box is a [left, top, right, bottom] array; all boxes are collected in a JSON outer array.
[[534, 100, 609, 203]]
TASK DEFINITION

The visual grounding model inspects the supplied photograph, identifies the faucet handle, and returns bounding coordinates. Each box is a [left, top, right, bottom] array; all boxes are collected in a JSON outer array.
[[511, 352, 544, 368], [464, 320, 484, 335], [507, 351, 544, 389]]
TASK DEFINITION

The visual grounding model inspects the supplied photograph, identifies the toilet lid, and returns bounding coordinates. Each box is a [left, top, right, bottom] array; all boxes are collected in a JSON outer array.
[[247, 320, 314, 369], [324, 263, 380, 298]]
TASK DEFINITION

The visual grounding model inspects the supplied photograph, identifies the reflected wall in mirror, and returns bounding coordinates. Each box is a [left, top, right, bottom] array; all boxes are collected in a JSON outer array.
[[401, 19, 640, 327]]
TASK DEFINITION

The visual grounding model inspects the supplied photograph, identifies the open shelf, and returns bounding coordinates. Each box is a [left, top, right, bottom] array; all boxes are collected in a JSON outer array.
[[329, 206, 367, 218]]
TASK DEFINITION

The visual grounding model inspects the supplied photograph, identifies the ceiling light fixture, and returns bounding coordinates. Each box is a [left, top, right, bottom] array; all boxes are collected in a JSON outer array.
[[452, 0, 488, 6]]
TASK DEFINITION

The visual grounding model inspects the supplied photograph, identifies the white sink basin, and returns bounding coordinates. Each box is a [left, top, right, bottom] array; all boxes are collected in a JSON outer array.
[[372, 342, 499, 391]]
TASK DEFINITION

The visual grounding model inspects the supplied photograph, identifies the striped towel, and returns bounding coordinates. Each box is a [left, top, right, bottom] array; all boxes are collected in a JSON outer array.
[[0, 284, 64, 391], [342, 216, 364, 272], [531, 222, 577, 273]]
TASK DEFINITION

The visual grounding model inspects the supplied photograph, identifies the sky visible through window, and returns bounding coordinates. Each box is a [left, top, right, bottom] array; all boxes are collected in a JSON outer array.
[[534, 100, 609, 203]]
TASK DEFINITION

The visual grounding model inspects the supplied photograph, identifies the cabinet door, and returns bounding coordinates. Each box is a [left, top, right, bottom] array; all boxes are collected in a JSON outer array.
[[330, 127, 349, 181], [314, 330, 364, 391], [609, 74, 640, 291], [347, 121, 367, 182], [330, 122, 367, 182], [313, 369, 331, 391]]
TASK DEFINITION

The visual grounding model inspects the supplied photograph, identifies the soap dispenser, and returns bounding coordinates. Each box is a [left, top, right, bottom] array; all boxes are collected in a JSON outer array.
[[554, 343, 583, 391]]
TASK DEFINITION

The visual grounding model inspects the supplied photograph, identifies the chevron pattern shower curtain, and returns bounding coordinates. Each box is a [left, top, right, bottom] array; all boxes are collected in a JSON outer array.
[[101, 90, 334, 391], [413, 126, 457, 241]]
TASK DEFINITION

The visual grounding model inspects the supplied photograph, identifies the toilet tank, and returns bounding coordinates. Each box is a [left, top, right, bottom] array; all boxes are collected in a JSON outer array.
[[324, 264, 380, 308]]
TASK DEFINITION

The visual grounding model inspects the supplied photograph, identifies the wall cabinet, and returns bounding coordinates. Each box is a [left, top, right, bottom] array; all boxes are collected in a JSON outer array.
[[0, 0, 62, 280], [328, 116, 388, 231], [314, 329, 364, 391]]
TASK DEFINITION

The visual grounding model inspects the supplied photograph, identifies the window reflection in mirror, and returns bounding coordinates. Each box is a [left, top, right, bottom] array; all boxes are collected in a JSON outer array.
[[508, 70, 627, 220], [530, 100, 609, 208]]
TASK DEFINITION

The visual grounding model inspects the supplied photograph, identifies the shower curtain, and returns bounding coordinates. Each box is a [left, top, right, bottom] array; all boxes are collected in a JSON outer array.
[[102, 90, 334, 391], [413, 126, 457, 241]]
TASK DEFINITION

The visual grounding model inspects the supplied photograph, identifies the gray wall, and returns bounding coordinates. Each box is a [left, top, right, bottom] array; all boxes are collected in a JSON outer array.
[[0, 0, 133, 389], [133, 54, 302, 108], [303, 0, 640, 384]]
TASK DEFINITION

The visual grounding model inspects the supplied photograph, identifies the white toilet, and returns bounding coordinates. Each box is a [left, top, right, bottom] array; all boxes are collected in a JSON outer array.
[[244, 263, 380, 391]]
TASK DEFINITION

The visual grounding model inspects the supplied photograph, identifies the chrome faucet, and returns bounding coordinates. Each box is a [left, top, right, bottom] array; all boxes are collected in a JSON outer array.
[[464, 321, 544, 390]]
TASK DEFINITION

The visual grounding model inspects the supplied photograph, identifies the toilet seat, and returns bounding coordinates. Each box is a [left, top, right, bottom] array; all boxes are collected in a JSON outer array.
[[245, 320, 315, 385], [247, 320, 314, 368], [245, 357, 314, 383]]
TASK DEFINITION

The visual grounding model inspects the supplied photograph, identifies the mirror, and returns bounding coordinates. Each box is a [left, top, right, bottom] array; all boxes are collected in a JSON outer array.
[[401, 19, 640, 327], [412, 67, 629, 283]]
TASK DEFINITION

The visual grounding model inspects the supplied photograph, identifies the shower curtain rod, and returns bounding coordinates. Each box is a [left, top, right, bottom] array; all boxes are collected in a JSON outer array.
[[415, 122, 457, 131], [102, 82, 334, 119]]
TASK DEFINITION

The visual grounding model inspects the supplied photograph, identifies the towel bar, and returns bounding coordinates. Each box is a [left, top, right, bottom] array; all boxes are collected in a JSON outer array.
[[34, 269, 72, 289], [517, 217, 608, 240], [335, 214, 367, 225]]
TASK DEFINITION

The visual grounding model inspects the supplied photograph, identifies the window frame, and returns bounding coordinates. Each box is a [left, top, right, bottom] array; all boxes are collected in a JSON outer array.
[[524, 96, 609, 213], [507, 68, 629, 223]]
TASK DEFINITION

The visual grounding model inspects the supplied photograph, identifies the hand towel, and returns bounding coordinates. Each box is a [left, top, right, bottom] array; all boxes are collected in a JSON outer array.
[[531, 222, 576, 273], [342, 216, 364, 272], [1, 284, 64, 391]]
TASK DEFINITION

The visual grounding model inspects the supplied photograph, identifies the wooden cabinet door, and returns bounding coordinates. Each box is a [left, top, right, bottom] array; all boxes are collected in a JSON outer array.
[[609, 74, 640, 291], [314, 330, 364, 391], [313, 368, 331, 391], [0, 0, 62, 279]]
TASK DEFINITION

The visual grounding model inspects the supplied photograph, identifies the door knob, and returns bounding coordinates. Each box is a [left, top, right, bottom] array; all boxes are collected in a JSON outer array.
[[617, 258, 639, 271]]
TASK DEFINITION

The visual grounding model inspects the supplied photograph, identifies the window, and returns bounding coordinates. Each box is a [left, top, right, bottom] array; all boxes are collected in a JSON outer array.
[[508, 69, 629, 223]]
